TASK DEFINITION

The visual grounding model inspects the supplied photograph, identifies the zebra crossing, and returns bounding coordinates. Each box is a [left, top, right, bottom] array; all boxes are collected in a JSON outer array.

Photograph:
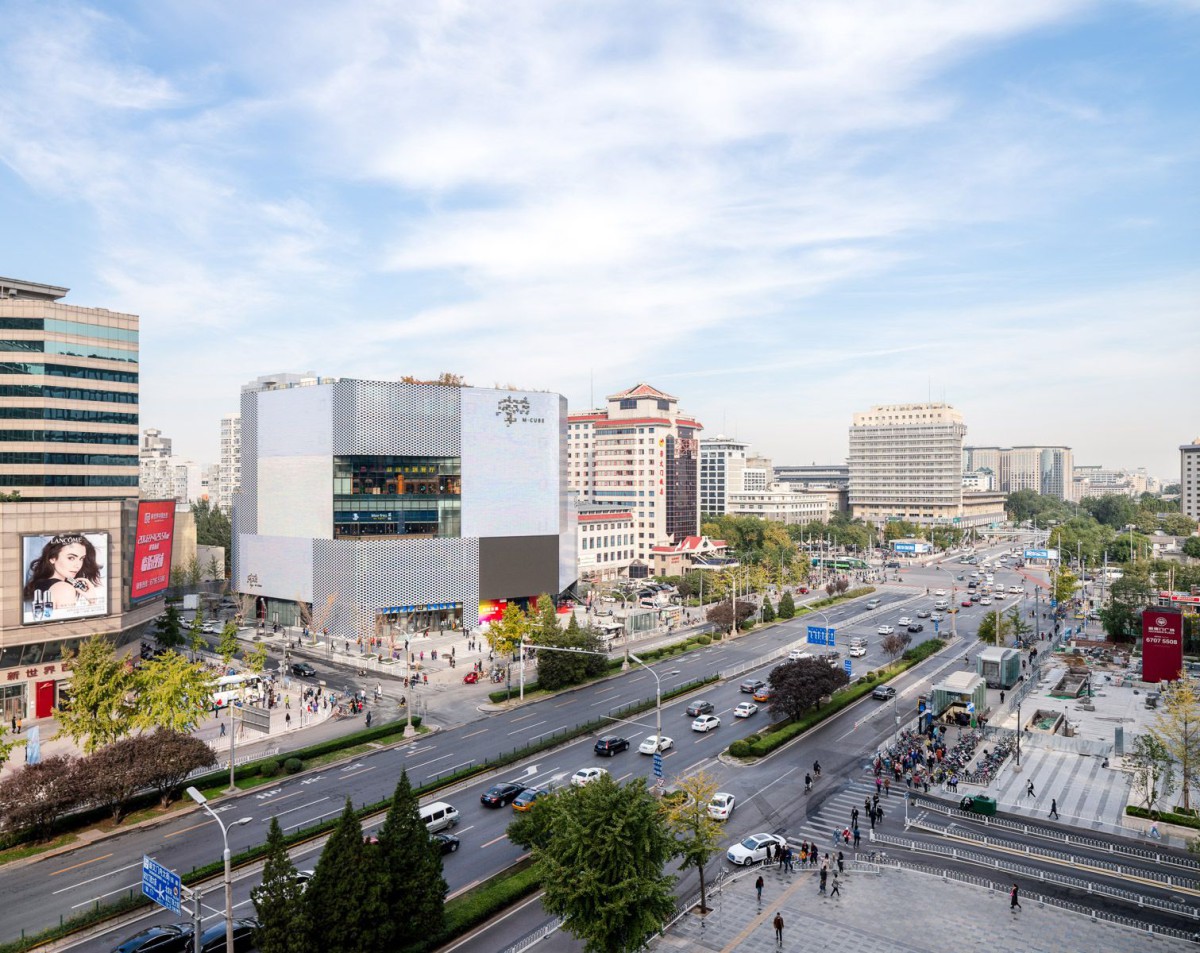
[[782, 779, 898, 852]]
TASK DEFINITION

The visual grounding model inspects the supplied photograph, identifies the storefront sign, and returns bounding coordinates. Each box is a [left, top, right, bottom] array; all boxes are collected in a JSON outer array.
[[1142, 610, 1184, 682]]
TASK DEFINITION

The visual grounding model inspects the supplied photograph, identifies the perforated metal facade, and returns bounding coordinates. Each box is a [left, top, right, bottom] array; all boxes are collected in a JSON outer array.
[[331, 380, 460, 456]]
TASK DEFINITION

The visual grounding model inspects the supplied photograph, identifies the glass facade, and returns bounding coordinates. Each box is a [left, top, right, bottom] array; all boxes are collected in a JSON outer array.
[[332, 455, 461, 538]]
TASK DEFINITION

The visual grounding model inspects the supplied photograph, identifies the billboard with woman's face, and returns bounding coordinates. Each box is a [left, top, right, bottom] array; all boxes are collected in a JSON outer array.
[[21, 532, 109, 624]]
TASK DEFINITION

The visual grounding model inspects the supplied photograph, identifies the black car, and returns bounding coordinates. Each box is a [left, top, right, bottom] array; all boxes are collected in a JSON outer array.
[[872, 685, 897, 700], [291, 662, 316, 677], [907, 623, 924, 633], [433, 832, 460, 854], [480, 781, 525, 807], [740, 678, 765, 694], [594, 736, 630, 756], [197, 919, 258, 953], [685, 700, 714, 717], [112, 924, 195, 953]]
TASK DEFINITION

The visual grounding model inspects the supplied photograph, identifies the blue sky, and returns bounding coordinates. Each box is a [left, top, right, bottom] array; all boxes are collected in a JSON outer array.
[[1, 1, 1196, 478]]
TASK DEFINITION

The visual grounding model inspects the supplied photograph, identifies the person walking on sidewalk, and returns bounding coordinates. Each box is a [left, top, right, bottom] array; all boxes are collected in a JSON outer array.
[[1026, 780, 1035, 800], [1010, 883, 1021, 913], [773, 912, 784, 946], [830, 870, 841, 898], [219, 721, 226, 737], [819, 867, 828, 894], [756, 874, 764, 904], [1049, 797, 1059, 819], [285, 712, 291, 729]]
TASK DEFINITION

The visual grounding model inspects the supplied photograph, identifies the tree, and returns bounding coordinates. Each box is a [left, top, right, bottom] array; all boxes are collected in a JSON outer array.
[[761, 597, 776, 623], [1006, 606, 1033, 643], [777, 591, 796, 620], [154, 604, 186, 650], [705, 599, 755, 632], [536, 621, 607, 691], [880, 633, 906, 659], [142, 729, 217, 807], [132, 651, 214, 734], [1151, 679, 1200, 812], [665, 771, 723, 914], [302, 799, 386, 953], [1129, 734, 1175, 815], [245, 643, 269, 676], [510, 776, 677, 953], [767, 658, 850, 721], [1050, 566, 1078, 612], [54, 635, 133, 754], [0, 724, 14, 772], [1184, 537, 1200, 560], [486, 602, 529, 658], [253, 817, 306, 953], [529, 593, 561, 645], [0, 755, 82, 839], [1083, 494, 1138, 530], [192, 499, 232, 574], [977, 611, 1011, 646], [82, 735, 155, 823], [1101, 571, 1155, 643], [375, 771, 446, 947], [217, 622, 241, 666]]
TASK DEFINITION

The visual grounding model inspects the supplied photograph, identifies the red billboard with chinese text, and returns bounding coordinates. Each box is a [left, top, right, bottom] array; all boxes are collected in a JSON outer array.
[[131, 500, 176, 601], [1142, 609, 1183, 682]]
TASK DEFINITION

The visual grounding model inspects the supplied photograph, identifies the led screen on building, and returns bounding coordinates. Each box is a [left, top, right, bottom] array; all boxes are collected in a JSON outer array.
[[21, 532, 110, 624], [131, 500, 176, 601], [1142, 610, 1184, 682]]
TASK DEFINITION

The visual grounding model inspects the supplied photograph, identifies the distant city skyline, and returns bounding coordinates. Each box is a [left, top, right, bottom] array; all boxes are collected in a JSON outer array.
[[1, 2, 1195, 477]]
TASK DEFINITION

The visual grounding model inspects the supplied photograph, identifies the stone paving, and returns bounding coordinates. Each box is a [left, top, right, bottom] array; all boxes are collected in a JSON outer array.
[[649, 860, 1195, 952]]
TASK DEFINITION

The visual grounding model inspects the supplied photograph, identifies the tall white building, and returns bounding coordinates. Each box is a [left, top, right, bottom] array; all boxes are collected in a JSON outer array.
[[699, 435, 748, 516], [1182, 439, 1200, 520], [963, 445, 1072, 499], [217, 412, 241, 513]]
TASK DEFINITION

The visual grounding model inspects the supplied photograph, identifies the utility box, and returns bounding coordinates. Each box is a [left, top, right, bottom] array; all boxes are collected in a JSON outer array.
[[971, 796, 997, 816], [977, 647, 1020, 690]]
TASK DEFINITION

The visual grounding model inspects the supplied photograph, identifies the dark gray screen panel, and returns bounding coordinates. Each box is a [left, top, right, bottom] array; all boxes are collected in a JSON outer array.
[[479, 535, 560, 600]]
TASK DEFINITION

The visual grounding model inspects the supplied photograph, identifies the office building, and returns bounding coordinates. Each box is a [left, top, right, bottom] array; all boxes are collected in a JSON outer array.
[[0, 276, 166, 722], [1183, 440, 1200, 521], [567, 384, 702, 565], [577, 503, 635, 583], [233, 376, 575, 638], [849, 402, 1003, 527], [726, 484, 831, 525], [217, 412, 241, 513], [699, 435, 748, 516], [962, 445, 1072, 499]]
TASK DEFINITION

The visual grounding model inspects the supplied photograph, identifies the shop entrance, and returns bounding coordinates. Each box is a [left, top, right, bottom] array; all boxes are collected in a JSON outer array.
[[35, 680, 56, 719], [0, 685, 25, 723]]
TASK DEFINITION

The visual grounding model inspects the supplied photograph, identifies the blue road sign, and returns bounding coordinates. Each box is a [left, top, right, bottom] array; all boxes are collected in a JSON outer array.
[[653, 752, 664, 778], [806, 625, 836, 646], [843, 660, 852, 678], [142, 855, 182, 915], [933, 620, 940, 632]]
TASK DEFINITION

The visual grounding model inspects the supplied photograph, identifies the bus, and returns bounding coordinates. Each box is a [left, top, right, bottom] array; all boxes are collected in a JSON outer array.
[[211, 673, 266, 709], [810, 556, 869, 571]]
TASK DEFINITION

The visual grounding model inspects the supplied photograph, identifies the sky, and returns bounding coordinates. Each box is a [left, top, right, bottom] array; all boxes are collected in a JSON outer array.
[[1, 1, 1197, 479]]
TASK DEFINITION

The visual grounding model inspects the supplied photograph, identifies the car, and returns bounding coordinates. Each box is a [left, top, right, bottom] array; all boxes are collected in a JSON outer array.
[[969, 593, 981, 602], [692, 714, 721, 732], [733, 701, 758, 718], [886, 561, 901, 569], [955, 573, 966, 581], [931, 613, 944, 622], [685, 699, 714, 717], [821, 651, 841, 666], [290, 661, 317, 677], [797, 586, 811, 594], [571, 767, 609, 787], [865, 598, 882, 610], [594, 735, 630, 756], [969, 572, 979, 579], [197, 919, 259, 953], [433, 831, 461, 853], [752, 687, 772, 702], [849, 644, 867, 658], [961, 599, 972, 607], [201, 621, 218, 633], [708, 792, 736, 820], [878, 624, 895, 635], [726, 832, 787, 865], [1010, 585, 1023, 594], [897, 616, 912, 626], [639, 735, 674, 754], [111, 924, 196, 953], [512, 787, 549, 811], [787, 648, 812, 662], [481, 781, 526, 807], [740, 678, 765, 694], [906, 623, 923, 633], [916, 609, 931, 618], [979, 597, 992, 606], [934, 589, 947, 596], [872, 685, 897, 700], [462, 670, 481, 684]]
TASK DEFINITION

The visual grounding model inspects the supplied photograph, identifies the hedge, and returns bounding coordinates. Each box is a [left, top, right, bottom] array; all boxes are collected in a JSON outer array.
[[407, 861, 543, 952], [1125, 805, 1200, 830]]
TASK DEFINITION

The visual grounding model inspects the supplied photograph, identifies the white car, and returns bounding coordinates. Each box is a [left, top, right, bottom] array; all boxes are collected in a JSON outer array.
[[897, 617, 912, 626], [733, 701, 758, 718], [916, 609, 931, 619], [979, 597, 992, 606], [708, 792, 736, 821], [639, 735, 674, 754], [878, 624, 895, 635], [931, 613, 944, 622], [849, 645, 867, 658], [1010, 585, 1023, 594], [570, 767, 609, 787], [787, 649, 812, 661], [727, 832, 787, 865], [692, 714, 721, 733], [934, 589, 947, 597]]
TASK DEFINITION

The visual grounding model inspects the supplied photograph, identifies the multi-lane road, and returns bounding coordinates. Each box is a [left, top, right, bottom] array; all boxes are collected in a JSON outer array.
[[41, 541, 1057, 952]]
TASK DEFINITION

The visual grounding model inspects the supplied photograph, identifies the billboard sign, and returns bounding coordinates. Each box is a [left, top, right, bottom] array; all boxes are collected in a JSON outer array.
[[1024, 548, 1049, 559], [131, 501, 176, 601], [1142, 610, 1184, 682], [893, 543, 916, 553], [21, 532, 109, 625], [141, 855, 182, 915]]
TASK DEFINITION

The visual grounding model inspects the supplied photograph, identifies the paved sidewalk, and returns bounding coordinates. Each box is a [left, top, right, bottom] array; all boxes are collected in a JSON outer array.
[[650, 861, 1194, 952]]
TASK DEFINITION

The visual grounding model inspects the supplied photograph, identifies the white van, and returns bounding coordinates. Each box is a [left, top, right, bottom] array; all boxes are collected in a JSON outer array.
[[419, 801, 460, 833], [933, 599, 949, 611]]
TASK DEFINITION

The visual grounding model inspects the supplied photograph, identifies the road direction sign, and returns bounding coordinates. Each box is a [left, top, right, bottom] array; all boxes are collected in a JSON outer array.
[[142, 855, 182, 915], [843, 660, 852, 679], [652, 753, 664, 778], [806, 625, 835, 646]]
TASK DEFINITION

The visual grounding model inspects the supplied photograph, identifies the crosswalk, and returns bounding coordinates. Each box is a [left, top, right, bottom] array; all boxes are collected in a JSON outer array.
[[782, 779, 900, 854]]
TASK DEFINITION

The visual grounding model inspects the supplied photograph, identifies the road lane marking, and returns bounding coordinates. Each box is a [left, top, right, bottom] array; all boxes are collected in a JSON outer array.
[[510, 712, 540, 722], [164, 818, 215, 839], [461, 728, 488, 738], [52, 860, 143, 895], [286, 806, 343, 831], [273, 797, 330, 819], [341, 765, 377, 779], [70, 881, 140, 909], [737, 765, 800, 810], [507, 720, 546, 735], [480, 832, 509, 848], [50, 853, 112, 876], [411, 752, 456, 769]]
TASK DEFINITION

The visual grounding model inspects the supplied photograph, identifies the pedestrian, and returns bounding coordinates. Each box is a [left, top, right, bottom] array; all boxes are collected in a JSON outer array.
[[1010, 883, 1021, 912], [851, 806, 859, 827], [837, 850, 844, 874], [1026, 780, 1035, 800], [830, 870, 841, 898], [219, 721, 226, 737], [365, 711, 372, 729], [884, 777, 891, 797], [1000, 690, 1005, 703], [819, 867, 828, 894], [1049, 798, 1059, 819], [285, 712, 291, 729], [783, 846, 794, 873], [284, 695, 290, 709], [853, 827, 861, 848], [755, 874, 764, 904], [15, 716, 21, 734], [773, 912, 784, 946]]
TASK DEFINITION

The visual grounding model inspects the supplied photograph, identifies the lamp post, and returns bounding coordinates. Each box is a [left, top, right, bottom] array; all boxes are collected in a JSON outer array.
[[185, 787, 252, 953], [627, 652, 662, 789]]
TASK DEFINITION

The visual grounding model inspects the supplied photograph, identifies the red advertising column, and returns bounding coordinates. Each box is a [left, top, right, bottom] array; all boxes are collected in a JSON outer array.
[[1142, 610, 1184, 682]]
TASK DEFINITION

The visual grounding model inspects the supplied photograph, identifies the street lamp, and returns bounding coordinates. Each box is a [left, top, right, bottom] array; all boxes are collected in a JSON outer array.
[[186, 787, 252, 953], [627, 652, 662, 791]]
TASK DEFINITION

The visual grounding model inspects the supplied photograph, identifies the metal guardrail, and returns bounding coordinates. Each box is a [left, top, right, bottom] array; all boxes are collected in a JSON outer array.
[[909, 797, 1200, 872], [871, 832, 1200, 920], [497, 915, 564, 953]]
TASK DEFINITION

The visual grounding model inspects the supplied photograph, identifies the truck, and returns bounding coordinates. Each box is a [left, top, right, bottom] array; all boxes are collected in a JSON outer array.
[[182, 594, 200, 611]]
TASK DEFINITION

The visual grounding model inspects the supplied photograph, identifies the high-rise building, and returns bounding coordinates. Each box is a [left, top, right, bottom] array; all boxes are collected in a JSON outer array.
[[233, 376, 574, 636], [699, 435, 748, 516], [0, 276, 165, 723], [963, 445, 1072, 499], [849, 402, 1003, 527], [1180, 440, 1200, 520], [217, 412, 241, 513], [567, 384, 702, 567], [139, 428, 175, 500]]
